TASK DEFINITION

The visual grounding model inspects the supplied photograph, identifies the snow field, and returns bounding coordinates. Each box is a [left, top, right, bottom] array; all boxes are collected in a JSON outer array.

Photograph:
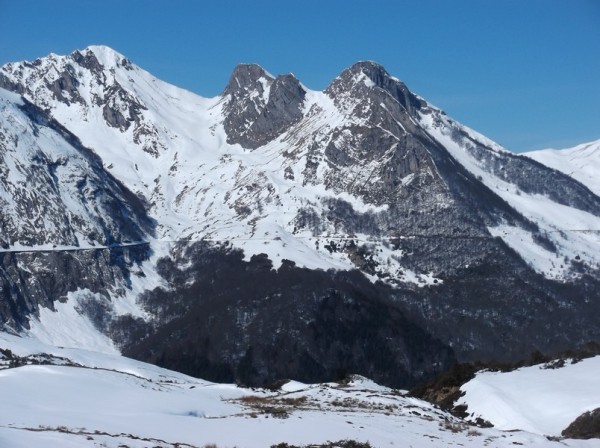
[[0, 333, 598, 447], [459, 356, 600, 437], [526, 139, 600, 197]]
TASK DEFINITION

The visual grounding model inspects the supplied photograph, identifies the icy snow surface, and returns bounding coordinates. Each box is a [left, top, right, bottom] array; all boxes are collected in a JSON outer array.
[[27, 290, 118, 355]]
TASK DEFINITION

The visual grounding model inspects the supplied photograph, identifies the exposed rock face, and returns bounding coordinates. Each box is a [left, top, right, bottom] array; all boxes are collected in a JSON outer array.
[[1, 46, 600, 388], [0, 47, 163, 157], [223, 64, 306, 148], [562, 408, 600, 439], [0, 87, 153, 330], [325, 61, 425, 116], [0, 245, 149, 330], [0, 92, 152, 248]]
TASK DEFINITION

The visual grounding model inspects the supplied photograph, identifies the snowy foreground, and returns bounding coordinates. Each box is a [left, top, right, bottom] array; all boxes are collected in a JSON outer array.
[[459, 356, 600, 437], [0, 334, 598, 448]]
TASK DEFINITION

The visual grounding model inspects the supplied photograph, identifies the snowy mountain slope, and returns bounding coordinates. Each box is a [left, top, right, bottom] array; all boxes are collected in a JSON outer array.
[[418, 110, 600, 279], [0, 87, 152, 248], [0, 86, 154, 329], [458, 356, 600, 437], [1, 46, 600, 386], [0, 47, 399, 278], [525, 139, 600, 197], [0, 333, 597, 448], [2, 47, 599, 281]]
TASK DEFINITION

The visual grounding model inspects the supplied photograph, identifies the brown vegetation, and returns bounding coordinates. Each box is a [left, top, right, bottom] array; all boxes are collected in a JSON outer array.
[[562, 408, 600, 439]]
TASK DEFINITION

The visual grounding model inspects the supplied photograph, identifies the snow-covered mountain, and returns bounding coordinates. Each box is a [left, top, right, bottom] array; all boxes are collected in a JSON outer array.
[[525, 139, 600, 197], [1, 46, 600, 388], [2, 46, 599, 279], [0, 90, 150, 248]]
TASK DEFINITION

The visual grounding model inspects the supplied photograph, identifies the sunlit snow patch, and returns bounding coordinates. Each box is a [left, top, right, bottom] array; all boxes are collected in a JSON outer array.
[[458, 356, 600, 436]]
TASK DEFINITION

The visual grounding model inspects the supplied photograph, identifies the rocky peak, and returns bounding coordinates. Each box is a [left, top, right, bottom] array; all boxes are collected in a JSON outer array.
[[265, 73, 306, 121], [222, 66, 306, 149], [269, 73, 305, 105], [0, 46, 166, 158], [346, 60, 391, 85], [70, 48, 104, 75], [223, 63, 274, 100], [326, 60, 424, 116], [0, 46, 136, 105]]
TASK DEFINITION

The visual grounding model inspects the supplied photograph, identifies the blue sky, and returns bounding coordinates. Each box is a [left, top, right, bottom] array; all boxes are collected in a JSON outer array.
[[1, 0, 598, 152]]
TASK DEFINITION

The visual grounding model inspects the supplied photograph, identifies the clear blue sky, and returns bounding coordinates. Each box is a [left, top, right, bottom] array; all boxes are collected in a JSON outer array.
[[1, 0, 598, 152]]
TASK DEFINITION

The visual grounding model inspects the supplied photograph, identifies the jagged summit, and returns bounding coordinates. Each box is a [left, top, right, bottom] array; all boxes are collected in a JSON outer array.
[[223, 63, 274, 98], [222, 64, 306, 149], [326, 60, 424, 115], [346, 60, 390, 81], [0, 45, 129, 75], [76, 45, 127, 62], [223, 63, 304, 100]]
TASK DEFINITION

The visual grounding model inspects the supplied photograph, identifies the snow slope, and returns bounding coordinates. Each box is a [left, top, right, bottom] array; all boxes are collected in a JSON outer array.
[[4, 46, 600, 286], [0, 87, 148, 247], [526, 139, 600, 197], [458, 356, 600, 437], [419, 110, 600, 279], [0, 333, 596, 448]]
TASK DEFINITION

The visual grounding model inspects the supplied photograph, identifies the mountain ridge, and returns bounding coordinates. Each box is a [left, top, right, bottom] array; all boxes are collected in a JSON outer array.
[[525, 139, 600, 197], [0, 45, 599, 387]]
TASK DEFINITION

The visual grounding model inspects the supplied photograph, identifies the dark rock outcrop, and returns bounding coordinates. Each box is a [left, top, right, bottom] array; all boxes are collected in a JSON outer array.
[[223, 64, 306, 148], [562, 408, 600, 439]]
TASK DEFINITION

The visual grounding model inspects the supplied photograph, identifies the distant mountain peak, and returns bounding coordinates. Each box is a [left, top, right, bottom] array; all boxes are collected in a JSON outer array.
[[347, 60, 390, 82], [326, 60, 424, 116], [223, 63, 274, 97], [83, 44, 124, 57], [223, 64, 306, 149], [525, 138, 600, 196], [71, 45, 134, 72]]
